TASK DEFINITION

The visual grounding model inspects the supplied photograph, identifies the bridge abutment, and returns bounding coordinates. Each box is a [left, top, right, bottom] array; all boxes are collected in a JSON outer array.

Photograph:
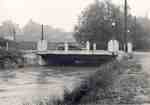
[[37, 55, 47, 66]]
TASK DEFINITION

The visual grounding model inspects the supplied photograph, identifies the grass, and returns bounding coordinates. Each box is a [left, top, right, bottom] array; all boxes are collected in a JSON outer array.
[[0, 48, 24, 69], [62, 60, 131, 104], [62, 59, 150, 104], [21, 58, 150, 105]]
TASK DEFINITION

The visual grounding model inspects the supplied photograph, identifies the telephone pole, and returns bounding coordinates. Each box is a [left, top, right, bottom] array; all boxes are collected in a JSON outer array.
[[13, 28, 16, 41], [41, 24, 44, 40], [134, 16, 137, 38], [124, 0, 128, 52]]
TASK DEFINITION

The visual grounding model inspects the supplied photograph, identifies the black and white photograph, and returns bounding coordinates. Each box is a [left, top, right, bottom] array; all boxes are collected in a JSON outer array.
[[0, 0, 150, 104]]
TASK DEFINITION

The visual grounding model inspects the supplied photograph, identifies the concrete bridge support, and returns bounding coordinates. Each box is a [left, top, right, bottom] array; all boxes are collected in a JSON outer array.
[[93, 43, 97, 51], [86, 41, 90, 51], [37, 55, 46, 66], [37, 40, 48, 51], [127, 42, 133, 53], [108, 40, 119, 53]]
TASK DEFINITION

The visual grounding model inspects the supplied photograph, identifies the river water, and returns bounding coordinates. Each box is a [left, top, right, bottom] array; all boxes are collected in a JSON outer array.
[[0, 66, 98, 105]]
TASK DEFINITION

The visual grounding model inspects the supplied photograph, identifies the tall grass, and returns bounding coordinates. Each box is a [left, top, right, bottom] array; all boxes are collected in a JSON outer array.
[[62, 60, 129, 104], [62, 59, 150, 104]]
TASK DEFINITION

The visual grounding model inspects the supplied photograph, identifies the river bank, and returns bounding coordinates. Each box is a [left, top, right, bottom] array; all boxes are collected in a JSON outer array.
[[60, 54, 150, 105], [0, 49, 24, 69], [0, 66, 97, 105], [1, 50, 150, 105], [23, 53, 150, 105]]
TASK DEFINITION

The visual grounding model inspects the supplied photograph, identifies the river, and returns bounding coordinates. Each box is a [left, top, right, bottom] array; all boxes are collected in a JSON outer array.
[[0, 66, 98, 105]]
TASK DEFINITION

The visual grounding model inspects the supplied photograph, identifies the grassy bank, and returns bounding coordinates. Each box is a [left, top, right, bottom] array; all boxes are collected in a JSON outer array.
[[22, 58, 150, 105], [0, 48, 24, 69], [61, 59, 150, 104]]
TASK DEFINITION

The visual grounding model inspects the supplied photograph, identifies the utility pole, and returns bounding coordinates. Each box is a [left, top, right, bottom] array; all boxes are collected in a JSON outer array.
[[12, 28, 16, 41], [124, 0, 128, 52], [134, 16, 137, 38], [41, 24, 44, 40]]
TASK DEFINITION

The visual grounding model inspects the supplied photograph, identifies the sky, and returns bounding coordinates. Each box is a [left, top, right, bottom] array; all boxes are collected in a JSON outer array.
[[0, 0, 150, 31]]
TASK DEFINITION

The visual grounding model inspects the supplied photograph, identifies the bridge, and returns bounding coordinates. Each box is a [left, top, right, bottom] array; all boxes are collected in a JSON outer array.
[[36, 50, 113, 55], [22, 40, 133, 66]]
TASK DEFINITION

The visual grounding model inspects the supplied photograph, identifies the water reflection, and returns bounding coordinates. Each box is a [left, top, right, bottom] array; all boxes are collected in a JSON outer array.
[[0, 66, 98, 105]]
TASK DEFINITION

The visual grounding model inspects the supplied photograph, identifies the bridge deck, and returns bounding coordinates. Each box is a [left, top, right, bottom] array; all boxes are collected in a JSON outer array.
[[35, 50, 114, 55]]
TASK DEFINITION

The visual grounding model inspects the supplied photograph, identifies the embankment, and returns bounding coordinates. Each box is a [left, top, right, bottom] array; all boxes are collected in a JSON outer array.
[[57, 57, 150, 104], [21, 53, 150, 105], [0, 49, 24, 69]]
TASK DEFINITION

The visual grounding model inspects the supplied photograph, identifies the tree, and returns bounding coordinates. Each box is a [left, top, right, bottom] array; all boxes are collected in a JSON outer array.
[[74, 1, 124, 49], [74, 0, 150, 50], [131, 17, 150, 50], [0, 20, 20, 40]]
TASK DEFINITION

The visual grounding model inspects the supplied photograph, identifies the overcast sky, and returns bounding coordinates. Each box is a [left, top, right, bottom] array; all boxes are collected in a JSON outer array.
[[0, 0, 149, 31]]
